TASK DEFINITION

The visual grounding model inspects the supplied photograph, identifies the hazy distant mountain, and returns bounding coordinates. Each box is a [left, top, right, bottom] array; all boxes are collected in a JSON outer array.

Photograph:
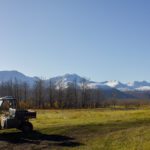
[[127, 81, 150, 91], [0, 70, 37, 85], [102, 80, 150, 91]]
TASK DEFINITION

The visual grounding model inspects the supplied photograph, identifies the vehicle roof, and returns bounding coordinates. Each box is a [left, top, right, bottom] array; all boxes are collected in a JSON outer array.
[[0, 96, 16, 100]]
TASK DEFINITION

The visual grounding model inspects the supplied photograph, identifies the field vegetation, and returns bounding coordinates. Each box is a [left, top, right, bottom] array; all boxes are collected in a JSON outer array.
[[0, 107, 150, 149]]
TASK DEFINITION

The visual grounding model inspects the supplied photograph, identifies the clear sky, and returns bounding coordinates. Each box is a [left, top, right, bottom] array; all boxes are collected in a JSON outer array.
[[0, 0, 150, 82]]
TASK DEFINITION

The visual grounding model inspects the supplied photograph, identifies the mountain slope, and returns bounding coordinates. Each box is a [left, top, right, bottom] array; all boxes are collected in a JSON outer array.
[[49, 74, 88, 89], [0, 70, 36, 85]]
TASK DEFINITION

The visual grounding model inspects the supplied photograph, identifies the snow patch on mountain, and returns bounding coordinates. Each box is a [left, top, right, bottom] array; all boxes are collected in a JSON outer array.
[[135, 86, 150, 91], [100, 80, 130, 91], [102, 80, 121, 88], [86, 82, 112, 90]]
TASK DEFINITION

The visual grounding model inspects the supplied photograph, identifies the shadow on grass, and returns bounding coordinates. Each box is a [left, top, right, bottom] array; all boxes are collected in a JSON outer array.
[[95, 118, 150, 132], [49, 117, 150, 138], [0, 118, 149, 148], [0, 131, 83, 147]]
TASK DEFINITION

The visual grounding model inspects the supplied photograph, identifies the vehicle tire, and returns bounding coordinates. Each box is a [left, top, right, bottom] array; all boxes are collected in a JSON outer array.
[[21, 122, 33, 133]]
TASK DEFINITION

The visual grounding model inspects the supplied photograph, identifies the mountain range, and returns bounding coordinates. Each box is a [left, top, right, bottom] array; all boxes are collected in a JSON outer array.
[[0, 71, 150, 92], [0, 70, 150, 99], [101, 80, 150, 91]]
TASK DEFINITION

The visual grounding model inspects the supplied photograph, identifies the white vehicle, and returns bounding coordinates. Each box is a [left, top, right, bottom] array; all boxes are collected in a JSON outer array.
[[0, 96, 36, 133]]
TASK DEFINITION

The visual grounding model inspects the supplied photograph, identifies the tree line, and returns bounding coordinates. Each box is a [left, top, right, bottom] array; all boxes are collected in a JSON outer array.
[[0, 79, 149, 109], [0, 79, 105, 109]]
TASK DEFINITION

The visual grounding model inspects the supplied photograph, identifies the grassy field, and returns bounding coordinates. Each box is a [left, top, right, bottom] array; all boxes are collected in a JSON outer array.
[[1, 108, 150, 150]]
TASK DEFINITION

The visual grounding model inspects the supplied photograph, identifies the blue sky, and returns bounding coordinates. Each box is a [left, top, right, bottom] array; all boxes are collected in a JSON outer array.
[[0, 0, 150, 82]]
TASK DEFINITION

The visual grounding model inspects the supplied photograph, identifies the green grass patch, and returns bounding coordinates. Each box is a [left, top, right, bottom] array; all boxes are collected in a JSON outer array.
[[1, 108, 150, 149]]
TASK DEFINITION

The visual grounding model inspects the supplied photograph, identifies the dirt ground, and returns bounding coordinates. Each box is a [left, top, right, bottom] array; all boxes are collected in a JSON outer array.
[[0, 131, 82, 150]]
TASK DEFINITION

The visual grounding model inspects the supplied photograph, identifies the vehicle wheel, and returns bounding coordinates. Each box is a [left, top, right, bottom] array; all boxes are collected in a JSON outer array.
[[21, 122, 33, 133]]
